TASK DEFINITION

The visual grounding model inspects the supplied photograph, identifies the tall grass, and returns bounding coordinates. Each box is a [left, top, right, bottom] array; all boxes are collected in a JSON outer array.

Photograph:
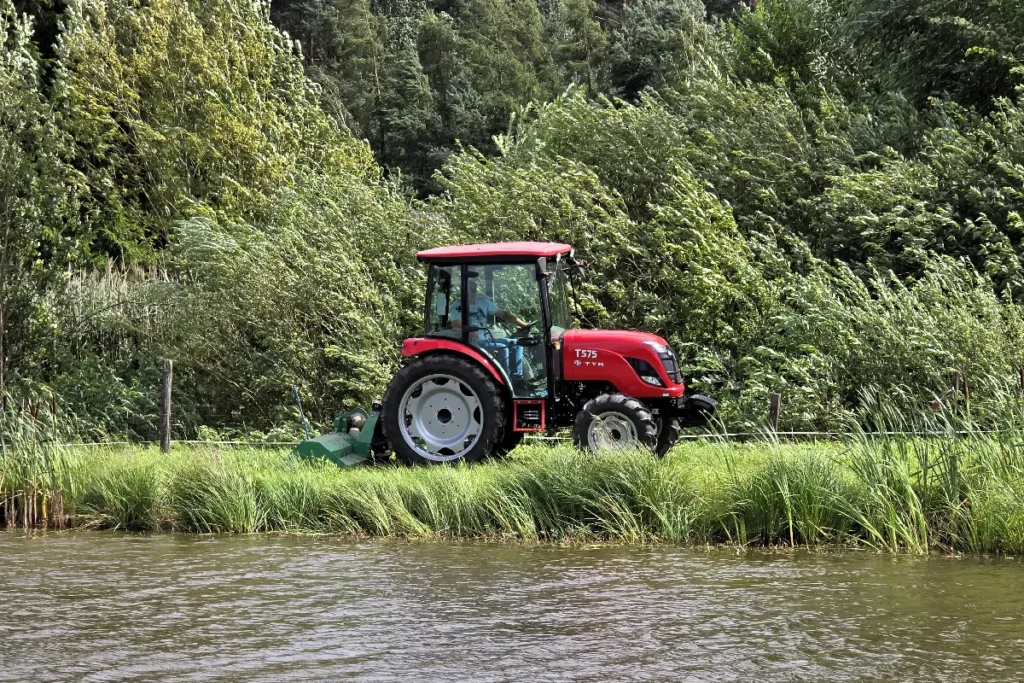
[[0, 395, 78, 529], [6, 428, 1024, 553]]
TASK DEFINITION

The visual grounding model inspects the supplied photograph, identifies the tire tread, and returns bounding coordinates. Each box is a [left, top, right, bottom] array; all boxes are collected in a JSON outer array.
[[573, 392, 658, 452]]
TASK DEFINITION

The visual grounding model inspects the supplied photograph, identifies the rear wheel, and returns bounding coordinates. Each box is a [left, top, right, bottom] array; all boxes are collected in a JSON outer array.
[[573, 393, 658, 453], [382, 354, 505, 465]]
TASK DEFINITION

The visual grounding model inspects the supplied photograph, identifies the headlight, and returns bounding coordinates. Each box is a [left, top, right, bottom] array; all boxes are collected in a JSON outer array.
[[643, 340, 670, 356], [626, 357, 665, 387], [644, 340, 681, 384]]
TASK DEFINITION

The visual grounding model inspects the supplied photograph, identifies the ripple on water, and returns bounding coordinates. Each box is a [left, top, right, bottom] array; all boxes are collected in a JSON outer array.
[[2, 534, 1024, 682]]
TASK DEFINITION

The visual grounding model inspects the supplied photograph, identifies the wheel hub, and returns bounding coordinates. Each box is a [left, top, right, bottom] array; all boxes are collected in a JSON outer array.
[[398, 374, 483, 462], [587, 412, 638, 452]]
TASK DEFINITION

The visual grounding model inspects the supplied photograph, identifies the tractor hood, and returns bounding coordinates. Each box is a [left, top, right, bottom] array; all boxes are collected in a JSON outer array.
[[560, 329, 684, 397], [561, 328, 670, 352]]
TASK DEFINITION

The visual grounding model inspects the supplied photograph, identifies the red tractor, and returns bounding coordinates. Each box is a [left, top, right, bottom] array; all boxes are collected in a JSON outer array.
[[378, 242, 716, 465]]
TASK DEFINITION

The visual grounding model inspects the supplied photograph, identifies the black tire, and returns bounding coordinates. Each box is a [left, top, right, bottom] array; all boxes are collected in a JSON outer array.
[[492, 429, 525, 459], [655, 417, 681, 457], [573, 393, 658, 453], [381, 354, 506, 465], [678, 394, 718, 428]]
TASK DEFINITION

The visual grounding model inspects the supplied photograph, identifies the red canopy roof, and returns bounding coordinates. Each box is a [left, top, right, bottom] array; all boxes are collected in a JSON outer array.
[[417, 241, 573, 263]]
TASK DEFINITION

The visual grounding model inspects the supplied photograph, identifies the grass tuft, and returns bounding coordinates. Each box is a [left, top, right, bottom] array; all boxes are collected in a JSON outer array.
[[5, 433, 1024, 553]]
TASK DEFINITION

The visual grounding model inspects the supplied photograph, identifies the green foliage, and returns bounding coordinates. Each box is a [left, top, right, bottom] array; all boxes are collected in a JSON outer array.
[[0, 2, 82, 397], [845, 0, 1024, 109], [168, 173, 424, 427], [722, 0, 855, 98], [608, 0, 713, 99], [51, 0, 379, 260], [269, 0, 385, 134], [3, 0, 423, 435], [547, 0, 609, 95], [5, 0, 1024, 436], [437, 85, 1024, 428]]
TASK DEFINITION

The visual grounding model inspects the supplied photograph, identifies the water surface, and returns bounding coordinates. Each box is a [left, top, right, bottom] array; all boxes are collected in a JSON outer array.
[[2, 534, 1023, 681]]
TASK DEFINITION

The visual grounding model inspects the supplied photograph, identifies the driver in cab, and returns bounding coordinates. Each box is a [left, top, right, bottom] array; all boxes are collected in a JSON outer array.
[[451, 284, 531, 386]]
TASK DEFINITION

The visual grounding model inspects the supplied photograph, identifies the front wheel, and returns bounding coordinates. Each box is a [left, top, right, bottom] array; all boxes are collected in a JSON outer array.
[[573, 393, 658, 453], [655, 417, 681, 457], [381, 354, 505, 465]]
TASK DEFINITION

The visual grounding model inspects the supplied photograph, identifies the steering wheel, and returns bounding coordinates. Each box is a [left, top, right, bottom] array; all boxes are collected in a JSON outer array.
[[515, 320, 539, 339]]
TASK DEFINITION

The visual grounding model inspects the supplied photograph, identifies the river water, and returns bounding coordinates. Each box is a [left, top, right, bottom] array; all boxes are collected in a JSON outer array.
[[2, 534, 1024, 682]]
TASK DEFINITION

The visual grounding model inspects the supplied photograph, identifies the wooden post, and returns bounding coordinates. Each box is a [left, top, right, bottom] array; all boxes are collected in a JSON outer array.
[[160, 360, 173, 453], [1018, 366, 1024, 393], [768, 393, 781, 432], [876, 390, 883, 412]]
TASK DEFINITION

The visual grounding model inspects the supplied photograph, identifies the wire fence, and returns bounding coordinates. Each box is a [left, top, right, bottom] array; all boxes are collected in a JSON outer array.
[[48, 428, 1023, 450]]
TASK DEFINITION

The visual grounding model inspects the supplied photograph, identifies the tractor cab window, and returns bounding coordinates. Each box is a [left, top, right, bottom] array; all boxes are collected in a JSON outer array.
[[463, 263, 548, 399], [426, 265, 462, 338], [548, 258, 573, 335]]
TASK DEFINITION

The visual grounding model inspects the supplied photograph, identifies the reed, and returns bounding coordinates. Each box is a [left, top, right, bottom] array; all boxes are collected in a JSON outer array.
[[5, 428, 1024, 553], [0, 396, 75, 530]]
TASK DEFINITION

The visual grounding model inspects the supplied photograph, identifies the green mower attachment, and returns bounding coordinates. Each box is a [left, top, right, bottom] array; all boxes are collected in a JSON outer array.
[[294, 408, 382, 468]]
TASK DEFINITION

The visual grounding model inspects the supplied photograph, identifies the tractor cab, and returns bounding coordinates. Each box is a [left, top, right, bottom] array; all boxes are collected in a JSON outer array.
[[419, 242, 574, 400], [379, 242, 716, 465]]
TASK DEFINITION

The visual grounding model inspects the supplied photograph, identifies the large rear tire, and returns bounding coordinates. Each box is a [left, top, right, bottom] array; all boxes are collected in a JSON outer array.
[[573, 393, 658, 453], [382, 354, 505, 465]]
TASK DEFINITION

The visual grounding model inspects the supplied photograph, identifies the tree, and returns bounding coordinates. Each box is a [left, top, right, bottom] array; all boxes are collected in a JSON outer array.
[[846, 0, 1024, 110], [417, 12, 487, 158], [547, 0, 609, 96], [269, 0, 386, 135], [608, 0, 713, 99], [373, 35, 443, 190], [454, 0, 560, 140], [0, 3, 80, 396]]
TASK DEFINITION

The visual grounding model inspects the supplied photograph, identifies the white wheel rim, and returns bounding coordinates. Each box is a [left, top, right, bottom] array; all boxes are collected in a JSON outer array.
[[398, 374, 483, 462], [587, 412, 638, 452]]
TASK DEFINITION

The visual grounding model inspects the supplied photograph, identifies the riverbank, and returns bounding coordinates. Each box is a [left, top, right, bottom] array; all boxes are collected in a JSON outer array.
[[3, 437, 1024, 553]]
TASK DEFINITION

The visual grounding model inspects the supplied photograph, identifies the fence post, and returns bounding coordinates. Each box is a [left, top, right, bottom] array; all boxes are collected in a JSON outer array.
[[768, 393, 781, 431], [160, 360, 173, 453], [1019, 366, 1024, 393]]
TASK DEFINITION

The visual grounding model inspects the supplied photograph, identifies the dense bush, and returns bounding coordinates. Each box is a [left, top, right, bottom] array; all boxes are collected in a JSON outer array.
[[1, 0, 424, 436], [2, 0, 1024, 436], [436, 91, 1024, 428]]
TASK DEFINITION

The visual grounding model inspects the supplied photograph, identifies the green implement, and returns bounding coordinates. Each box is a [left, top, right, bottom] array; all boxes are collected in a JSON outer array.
[[293, 408, 383, 468]]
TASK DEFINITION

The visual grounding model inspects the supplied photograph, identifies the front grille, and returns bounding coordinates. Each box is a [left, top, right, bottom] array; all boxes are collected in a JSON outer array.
[[659, 350, 681, 384]]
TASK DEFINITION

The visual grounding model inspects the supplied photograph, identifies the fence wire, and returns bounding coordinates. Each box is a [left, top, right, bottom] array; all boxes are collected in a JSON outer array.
[[49, 428, 1020, 450]]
